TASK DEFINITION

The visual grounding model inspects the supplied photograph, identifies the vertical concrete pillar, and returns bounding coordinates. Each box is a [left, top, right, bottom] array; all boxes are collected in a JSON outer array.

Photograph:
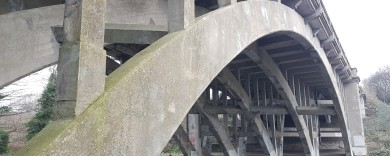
[[345, 68, 367, 155], [8, 0, 24, 11], [312, 116, 320, 156], [218, 0, 237, 8], [275, 115, 285, 156], [55, 0, 106, 118], [168, 0, 195, 32], [237, 137, 247, 156], [188, 114, 202, 156], [237, 117, 247, 156]]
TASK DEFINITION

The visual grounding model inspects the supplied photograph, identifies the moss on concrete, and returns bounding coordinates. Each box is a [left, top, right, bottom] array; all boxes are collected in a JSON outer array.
[[13, 119, 72, 156], [14, 93, 108, 155]]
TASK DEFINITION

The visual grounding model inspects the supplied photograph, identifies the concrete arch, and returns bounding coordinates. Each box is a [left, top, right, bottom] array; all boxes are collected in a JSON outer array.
[[16, 1, 349, 155]]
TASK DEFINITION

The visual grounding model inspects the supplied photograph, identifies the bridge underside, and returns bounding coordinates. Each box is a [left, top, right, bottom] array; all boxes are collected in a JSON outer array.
[[0, 0, 367, 156]]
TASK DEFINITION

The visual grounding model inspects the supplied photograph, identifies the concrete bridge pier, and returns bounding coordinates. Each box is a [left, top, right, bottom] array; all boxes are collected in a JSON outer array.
[[55, 0, 107, 118], [345, 69, 367, 155]]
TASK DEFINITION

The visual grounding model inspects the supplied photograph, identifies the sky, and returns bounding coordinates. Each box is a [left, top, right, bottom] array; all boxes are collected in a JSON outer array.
[[323, 0, 390, 79]]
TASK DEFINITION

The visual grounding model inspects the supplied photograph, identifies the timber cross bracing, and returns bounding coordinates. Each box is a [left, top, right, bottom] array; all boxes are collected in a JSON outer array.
[[0, 0, 366, 155]]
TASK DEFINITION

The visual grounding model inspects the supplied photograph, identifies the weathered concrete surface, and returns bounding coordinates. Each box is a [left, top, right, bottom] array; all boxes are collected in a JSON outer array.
[[168, 0, 195, 32], [0, 5, 63, 88], [0, 1, 210, 88], [0, 0, 63, 14], [345, 69, 367, 155], [15, 1, 349, 155], [55, 0, 107, 117]]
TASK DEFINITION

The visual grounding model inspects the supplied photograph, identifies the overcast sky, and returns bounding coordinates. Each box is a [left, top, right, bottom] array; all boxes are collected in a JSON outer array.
[[323, 0, 390, 79]]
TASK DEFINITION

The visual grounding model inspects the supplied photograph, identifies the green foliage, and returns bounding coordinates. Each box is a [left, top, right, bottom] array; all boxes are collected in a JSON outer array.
[[0, 106, 11, 113], [211, 144, 223, 152], [0, 130, 9, 154], [376, 150, 390, 156], [165, 145, 181, 154], [26, 72, 56, 140]]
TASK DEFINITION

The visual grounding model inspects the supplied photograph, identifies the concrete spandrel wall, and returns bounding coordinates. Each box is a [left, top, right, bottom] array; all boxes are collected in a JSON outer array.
[[0, 0, 64, 15], [0, 5, 63, 88], [106, 0, 167, 25], [0, 0, 211, 88]]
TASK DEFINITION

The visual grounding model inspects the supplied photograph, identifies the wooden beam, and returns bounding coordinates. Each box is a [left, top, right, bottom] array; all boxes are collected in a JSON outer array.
[[244, 45, 314, 155], [217, 69, 276, 156]]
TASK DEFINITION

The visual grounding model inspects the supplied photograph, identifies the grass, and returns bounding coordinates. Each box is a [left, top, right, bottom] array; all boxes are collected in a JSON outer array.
[[364, 94, 390, 155]]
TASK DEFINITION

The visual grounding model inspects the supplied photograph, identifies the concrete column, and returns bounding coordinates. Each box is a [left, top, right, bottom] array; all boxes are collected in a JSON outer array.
[[275, 115, 285, 156], [312, 116, 320, 156], [8, 0, 24, 11], [188, 114, 202, 156], [218, 0, 237, 8], [168, 0, 195, 32], [55, 0, 106, 118], [345, 68, 367, 155], [237, 137, 247, 156], [174, 124, 197, 156], [238, 117, 247, 156]]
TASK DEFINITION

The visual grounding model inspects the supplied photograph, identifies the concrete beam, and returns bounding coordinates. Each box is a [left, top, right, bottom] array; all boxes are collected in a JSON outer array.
[[217, 69, 276, 156], [296, 106, 336, 115], [200, 105, 336, 115], [52, 24, 168, 44], [244, 46, 314, 155], [173, 125, 198, 156], [195, 99, 238, 156], [54, 0, 107, 118]]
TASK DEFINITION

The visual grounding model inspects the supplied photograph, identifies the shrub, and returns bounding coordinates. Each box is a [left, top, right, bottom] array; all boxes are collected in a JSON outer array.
[[376, 150, 390, 156], [0, 130, 9, 154], [165, 145, 181, 154], [26, 72, 56, 140], [0, 106, 11, 113]]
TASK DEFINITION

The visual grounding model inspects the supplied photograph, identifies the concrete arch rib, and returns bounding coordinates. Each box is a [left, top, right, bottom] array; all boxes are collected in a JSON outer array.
[[17, 1, 349, 155]]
